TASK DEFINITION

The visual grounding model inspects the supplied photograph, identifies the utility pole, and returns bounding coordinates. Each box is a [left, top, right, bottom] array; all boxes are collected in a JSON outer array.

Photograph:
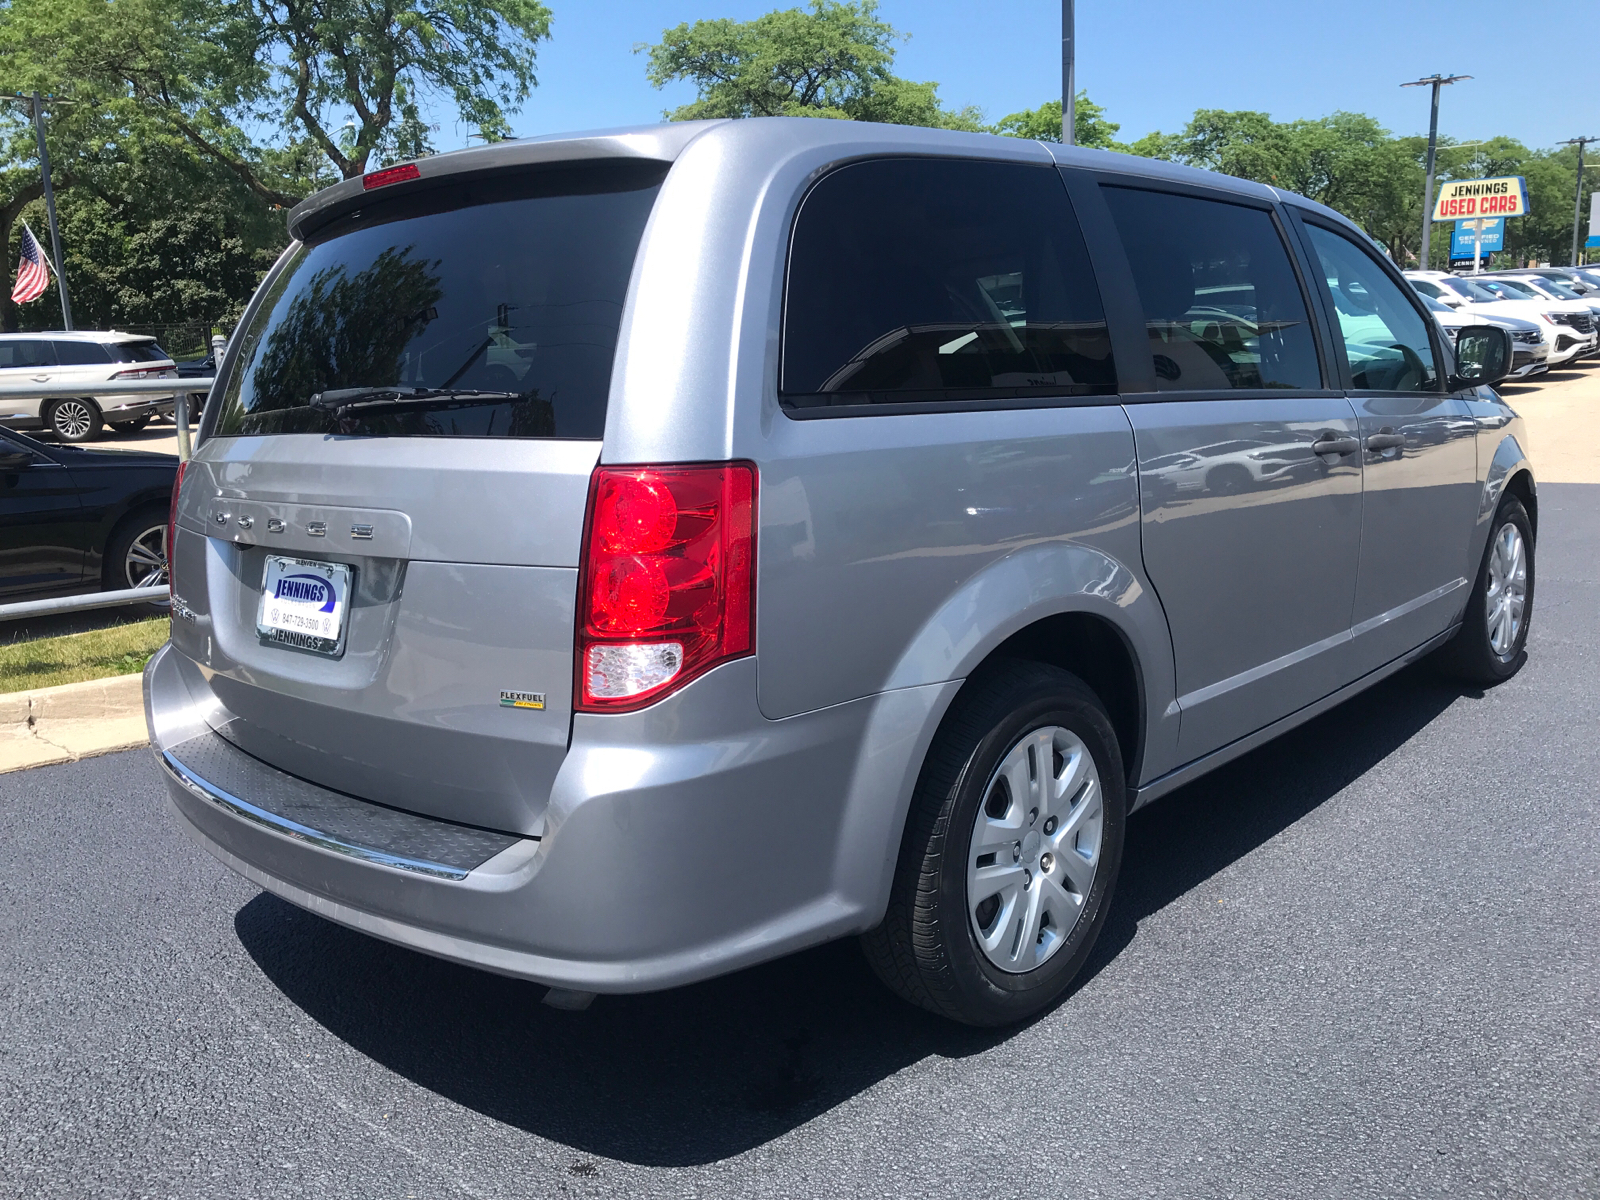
[[27, 93, 72, 329], [1061, 0, 1075, 146], [1401, 74, 1470, 271], [1559, 137, 1596, 268]]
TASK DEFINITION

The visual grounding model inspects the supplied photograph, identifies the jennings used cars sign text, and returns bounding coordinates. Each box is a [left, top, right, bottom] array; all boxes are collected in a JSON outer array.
[[1432, 176, 1529, 221]]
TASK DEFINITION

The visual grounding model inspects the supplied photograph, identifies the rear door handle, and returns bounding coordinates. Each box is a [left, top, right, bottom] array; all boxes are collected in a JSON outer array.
[[1365, 432, 1406, 451], [1311, 434, 1360, 457]]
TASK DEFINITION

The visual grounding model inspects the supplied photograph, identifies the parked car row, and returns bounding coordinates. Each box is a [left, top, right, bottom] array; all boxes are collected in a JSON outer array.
[[1405, 267, 1600, 372]]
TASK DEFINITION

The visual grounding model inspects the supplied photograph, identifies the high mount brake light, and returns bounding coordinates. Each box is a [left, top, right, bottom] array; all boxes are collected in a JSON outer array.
[[167, 460, 186, 596], [576, 463, 756, 711], [362, 163, 421, 190]]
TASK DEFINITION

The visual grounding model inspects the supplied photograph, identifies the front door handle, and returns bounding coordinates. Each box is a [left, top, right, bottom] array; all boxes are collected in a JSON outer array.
[[1365, 431, 1406, 451], [1311, 434, 1361, 457]]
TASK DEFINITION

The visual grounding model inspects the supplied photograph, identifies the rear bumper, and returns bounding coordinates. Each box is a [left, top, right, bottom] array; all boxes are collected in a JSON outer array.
[[103, 395, 177, 420], [146, 642, 953, 992]]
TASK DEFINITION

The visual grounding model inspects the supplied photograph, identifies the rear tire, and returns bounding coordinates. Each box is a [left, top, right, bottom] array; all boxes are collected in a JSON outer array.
[[104, 505, 170, 609], [46, 397, 103, 443], [1434, 495, 1533, 685], [861, 661, 1126, 1027]]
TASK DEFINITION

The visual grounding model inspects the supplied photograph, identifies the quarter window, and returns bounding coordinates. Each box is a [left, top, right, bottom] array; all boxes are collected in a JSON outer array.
[[781, 158, 1115, 407], [1304, 225, 1441, 392], [1102, 186, 1323, 392]]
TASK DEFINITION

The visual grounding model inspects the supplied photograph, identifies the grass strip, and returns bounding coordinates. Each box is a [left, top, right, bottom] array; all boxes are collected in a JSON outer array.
[[0, 617, 170, 693]]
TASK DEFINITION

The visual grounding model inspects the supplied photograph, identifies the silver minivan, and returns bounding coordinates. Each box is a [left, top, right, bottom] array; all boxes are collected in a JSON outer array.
[[146, 119, 1535, 1026]]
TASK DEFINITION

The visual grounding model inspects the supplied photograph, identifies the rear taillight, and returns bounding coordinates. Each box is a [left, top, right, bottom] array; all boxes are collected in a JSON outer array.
[[576, 462, 756, 711], [112, 367, 170, 380], [167, 461, 186, 596]]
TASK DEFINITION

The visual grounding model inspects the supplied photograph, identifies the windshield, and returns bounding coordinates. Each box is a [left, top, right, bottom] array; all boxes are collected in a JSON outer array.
[[1482, 279, 1537, 300], [211, 161, 666, 440], [1536, 278, 1583, 300]]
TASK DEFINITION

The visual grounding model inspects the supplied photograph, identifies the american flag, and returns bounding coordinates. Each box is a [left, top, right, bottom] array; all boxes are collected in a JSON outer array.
[[12, 222, 50, 305]]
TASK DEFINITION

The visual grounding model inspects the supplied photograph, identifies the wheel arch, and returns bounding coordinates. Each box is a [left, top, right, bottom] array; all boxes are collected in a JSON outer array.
[[838, 541, 1177, 932]]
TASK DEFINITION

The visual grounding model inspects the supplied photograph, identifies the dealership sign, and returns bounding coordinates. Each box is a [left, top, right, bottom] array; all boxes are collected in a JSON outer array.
[[1432, 176, 1528, 221]]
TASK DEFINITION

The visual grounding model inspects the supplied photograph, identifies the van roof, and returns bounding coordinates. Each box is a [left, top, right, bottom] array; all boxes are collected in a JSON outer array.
[[287, 116, 1359, 243]]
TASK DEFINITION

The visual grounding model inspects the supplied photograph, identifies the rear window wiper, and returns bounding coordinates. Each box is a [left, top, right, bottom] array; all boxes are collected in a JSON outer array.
[[307, 386, 524, 415]]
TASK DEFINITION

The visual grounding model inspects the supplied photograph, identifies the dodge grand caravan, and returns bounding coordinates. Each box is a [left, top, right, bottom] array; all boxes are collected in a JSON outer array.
[[147, 120, 1535, 1026]]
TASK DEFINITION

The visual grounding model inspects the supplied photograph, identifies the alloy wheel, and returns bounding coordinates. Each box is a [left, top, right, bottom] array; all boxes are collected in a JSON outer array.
[[52, 400, 95, 440], [124, 524, 169, 589], [1485, 522, 1527, 658], [966, 724, 1103, 974]]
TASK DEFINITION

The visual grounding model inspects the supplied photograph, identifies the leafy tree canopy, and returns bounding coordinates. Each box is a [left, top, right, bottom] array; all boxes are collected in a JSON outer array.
[[992, 95, 1121, 150], [641, 0, 982, 130]]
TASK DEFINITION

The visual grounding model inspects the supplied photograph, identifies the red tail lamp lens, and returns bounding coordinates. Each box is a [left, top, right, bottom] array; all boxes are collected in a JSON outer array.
[[362, 163, 421, 190], [167, 460, 186, 596], [577, 463, 756, 711]]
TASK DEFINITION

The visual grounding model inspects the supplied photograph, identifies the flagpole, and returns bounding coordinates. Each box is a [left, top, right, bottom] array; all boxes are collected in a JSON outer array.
[[30, 92, 72, 330]]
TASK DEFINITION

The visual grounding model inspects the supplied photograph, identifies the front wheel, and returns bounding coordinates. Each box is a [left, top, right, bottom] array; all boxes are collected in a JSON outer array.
[[1434, 494, 1534, 684], [46, 397, 103, 443], [861, 661, 1126, 1026]]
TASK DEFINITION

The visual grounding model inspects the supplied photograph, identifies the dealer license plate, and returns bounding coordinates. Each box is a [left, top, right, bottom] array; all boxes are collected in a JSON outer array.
[[257, 555, 353, 657]]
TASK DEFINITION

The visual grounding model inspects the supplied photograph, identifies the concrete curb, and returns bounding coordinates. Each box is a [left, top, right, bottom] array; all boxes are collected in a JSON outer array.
[[0, 673, 148, 774]]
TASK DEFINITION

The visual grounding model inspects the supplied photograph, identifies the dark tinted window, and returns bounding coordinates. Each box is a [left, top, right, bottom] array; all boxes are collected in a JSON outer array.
[[782, 158, 1115, 406], [1103, 187, 1322, 391], [213, 162, 666, 440], [1305, 225, 1440, 392], [53, 340, 112, 365], [0, 340, 54, 368], [105, 341, 167, 363]]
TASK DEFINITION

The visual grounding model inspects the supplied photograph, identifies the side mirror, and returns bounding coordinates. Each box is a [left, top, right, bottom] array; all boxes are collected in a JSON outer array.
[[1451, 325, 1513, 389], [0, 449, 33, 472]]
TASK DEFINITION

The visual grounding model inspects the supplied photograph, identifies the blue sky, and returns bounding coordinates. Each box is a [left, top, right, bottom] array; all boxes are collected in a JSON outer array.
[[438, 0, 1582, 153]]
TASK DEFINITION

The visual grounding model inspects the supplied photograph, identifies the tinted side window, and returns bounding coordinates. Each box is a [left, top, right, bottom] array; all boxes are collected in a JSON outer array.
[[1102, 187, 1322, 392], [782, 158, 1115, 406], [53, 341, 112, 365], [1304, 225, 1440, 392], [0, 340, 55, 368]]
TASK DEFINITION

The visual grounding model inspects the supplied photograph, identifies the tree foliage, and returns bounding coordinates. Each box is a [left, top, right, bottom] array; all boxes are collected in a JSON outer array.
[[642, 1, 982, 130], [992, 95, 1121, 150]]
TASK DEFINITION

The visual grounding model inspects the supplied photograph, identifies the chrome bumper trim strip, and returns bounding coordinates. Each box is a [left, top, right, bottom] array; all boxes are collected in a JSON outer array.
[[160, 750, 471, 881]]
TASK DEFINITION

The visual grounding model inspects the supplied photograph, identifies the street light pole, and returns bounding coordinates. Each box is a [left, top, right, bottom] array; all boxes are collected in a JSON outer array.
[[1061, 0, 1075, 146], [1402, 74, 1470, 271], [29, 92, 72, 330], [1560, 137, 1596, 268]]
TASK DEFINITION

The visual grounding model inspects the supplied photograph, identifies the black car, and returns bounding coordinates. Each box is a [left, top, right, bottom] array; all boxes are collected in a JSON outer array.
[[0, 425, 176, 602]]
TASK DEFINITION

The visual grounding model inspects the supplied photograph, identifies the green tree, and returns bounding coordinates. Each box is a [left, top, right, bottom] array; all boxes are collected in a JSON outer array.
[[991, 94, 1121, 149], [1, 0, 554, 199], [641, 0, 982, 130]]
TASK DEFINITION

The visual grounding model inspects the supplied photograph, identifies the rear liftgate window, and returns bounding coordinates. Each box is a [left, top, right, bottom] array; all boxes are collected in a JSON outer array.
[[781, 158, 1116, 409], [212, 161, 667, 439]]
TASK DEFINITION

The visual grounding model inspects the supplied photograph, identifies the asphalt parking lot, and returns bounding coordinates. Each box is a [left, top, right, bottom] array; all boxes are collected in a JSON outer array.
[[3, 484, 1597, 1200]]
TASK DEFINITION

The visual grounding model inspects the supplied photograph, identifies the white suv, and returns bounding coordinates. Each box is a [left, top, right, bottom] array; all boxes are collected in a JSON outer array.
[[1404, 271, 1594, 367], [0, 331, 178, 442]]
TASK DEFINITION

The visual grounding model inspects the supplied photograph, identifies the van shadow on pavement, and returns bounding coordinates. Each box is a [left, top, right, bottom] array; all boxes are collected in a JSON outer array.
[[235, 659, 1470, 1167]]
